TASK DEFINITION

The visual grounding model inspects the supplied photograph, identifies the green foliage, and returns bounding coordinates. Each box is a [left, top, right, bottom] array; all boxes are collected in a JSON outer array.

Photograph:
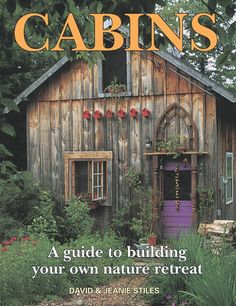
[[113, 169, 153, 241], [157, 134, 186, 159], [130, 186, 154, 240], [0, 237, 69, 306], [124, 168, 141, 190], [146, 232, 236, 306], [104, 79, 127, 94], [66, 231, 132, 287], [197, 185, 214, 221], [182, 253, 236, 306], [0, 164, 59, 241], [0, 232, 131, 306], [197, 185, 214, 208], [64, 196, 94, 240], [157, 0, 236, 87]]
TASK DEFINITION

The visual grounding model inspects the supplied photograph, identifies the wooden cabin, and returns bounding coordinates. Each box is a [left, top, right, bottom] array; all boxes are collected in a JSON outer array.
[[15, 49, 236, 239]]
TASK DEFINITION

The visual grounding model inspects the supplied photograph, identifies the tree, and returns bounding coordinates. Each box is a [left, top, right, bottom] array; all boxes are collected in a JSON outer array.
[[156, 0, 236, 88], [0, 0, 235, 157]]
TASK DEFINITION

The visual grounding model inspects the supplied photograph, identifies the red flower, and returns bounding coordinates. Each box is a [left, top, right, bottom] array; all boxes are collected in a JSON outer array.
[[1, 247, 8, 252], [22, 236, 30, 241], [2, 241, 10, 246]]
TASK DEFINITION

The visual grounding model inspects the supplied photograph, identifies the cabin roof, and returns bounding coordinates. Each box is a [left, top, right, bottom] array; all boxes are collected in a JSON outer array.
[[14, 51, 236, 106]]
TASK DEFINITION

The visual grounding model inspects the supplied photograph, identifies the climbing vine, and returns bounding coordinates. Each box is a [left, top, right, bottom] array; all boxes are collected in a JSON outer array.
[[175, 164, 180, 210]]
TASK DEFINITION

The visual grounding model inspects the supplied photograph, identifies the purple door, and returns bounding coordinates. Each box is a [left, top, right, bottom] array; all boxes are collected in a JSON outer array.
[[162, 161, 192, 238]]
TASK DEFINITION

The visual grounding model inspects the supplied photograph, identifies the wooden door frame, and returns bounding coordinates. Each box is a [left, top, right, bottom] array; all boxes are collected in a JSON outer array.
[[152, 154, 199, 238]]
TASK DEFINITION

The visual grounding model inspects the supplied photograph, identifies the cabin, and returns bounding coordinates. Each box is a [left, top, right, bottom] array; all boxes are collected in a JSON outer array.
[[15, 48, 236, 239]]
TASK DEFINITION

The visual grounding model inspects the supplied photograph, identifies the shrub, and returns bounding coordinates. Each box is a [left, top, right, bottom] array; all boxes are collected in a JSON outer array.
[[145, 232, 236, 306], [0, 231, 132, 306], [0, 163, 62, 241], [65, 231, 132, 288], [64, 196, 94, 240], [183, 252, 236, 306], [0, 236, 69, 306]]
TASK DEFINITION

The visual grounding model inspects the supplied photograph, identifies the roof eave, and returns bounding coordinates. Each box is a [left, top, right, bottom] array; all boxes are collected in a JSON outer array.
[[156, 50, 236, 103]]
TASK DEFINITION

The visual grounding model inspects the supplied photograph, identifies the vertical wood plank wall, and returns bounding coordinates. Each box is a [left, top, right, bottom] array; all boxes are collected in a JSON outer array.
[[27, 51, 234, 220], [217, 100, 236, 219]]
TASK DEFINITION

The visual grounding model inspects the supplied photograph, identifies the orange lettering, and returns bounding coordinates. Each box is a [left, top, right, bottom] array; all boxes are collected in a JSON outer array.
[[191, 13, 217, 51], [52, 13, 89, 51], [14, 13, 49, 51], [147, 13, 188, 52], [91, 14, 124, 50]]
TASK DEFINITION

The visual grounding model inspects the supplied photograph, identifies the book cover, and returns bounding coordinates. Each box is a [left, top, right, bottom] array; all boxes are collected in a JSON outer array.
[[0, 1, 235, 305]]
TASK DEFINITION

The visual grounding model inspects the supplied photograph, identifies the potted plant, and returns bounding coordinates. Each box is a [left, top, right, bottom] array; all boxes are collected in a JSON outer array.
[[104, 79, 127, 95], [156, 134, 186, 159], [131, 217, 157, 247]]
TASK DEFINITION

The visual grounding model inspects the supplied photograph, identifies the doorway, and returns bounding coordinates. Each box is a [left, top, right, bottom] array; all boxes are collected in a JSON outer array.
[[162, 161, 192, 238]]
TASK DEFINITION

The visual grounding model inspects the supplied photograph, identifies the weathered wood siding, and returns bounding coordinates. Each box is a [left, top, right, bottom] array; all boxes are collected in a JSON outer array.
[[217, 100, 236, 219], [26, 51, 235, 221]]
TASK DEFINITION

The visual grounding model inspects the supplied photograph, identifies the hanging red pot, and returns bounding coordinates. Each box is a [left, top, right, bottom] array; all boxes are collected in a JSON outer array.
[[117, 109, 126, 119], [83, 110, 91, 120], [130, 108, 138, 118], [93, 110, 103, 120], [142, 108, 151, 118], [105, 109, 114, 119]]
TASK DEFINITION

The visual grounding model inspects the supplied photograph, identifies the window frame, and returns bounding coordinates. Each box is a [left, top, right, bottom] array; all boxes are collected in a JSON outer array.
[[91, 160, 106, 201], [98, 45, 132, 98], [64, 151, 112, 205], [226, 152, 233, 205]]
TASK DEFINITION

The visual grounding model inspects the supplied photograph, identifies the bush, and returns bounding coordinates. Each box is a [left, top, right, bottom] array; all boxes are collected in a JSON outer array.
[[183, 251, 236, 306], [0, 231, 132, 306], [0, 163, 61, 241], [64, 196, 94, 240], [145, 232, 236, 306], [0, 236, 69, 306], [65, 231, 132, 287]]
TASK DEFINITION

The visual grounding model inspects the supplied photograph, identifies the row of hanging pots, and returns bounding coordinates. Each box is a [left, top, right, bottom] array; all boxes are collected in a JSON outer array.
[[83, 108, 151, 120]]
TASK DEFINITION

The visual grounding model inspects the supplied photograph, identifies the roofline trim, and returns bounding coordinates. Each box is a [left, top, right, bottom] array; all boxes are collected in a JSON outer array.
[[14, 56, 69, 106], [156, 50, 235, 103]]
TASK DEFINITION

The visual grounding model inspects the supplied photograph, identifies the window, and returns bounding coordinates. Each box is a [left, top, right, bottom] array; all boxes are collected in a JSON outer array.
[[98, 38, 131, 96], [226, 152, 233, 204], [73, 160, 107, 201], [164, 171, 191, 201], [64, 151, 112, 206]]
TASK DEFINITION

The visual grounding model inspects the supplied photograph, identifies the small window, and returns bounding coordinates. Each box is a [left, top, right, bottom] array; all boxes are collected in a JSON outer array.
[[226, 152, 233, 205], [73, 160, 107, 201], [64, 151, 112, 206], [98, 38, 131, 96], [164, 171, 191, 201]]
